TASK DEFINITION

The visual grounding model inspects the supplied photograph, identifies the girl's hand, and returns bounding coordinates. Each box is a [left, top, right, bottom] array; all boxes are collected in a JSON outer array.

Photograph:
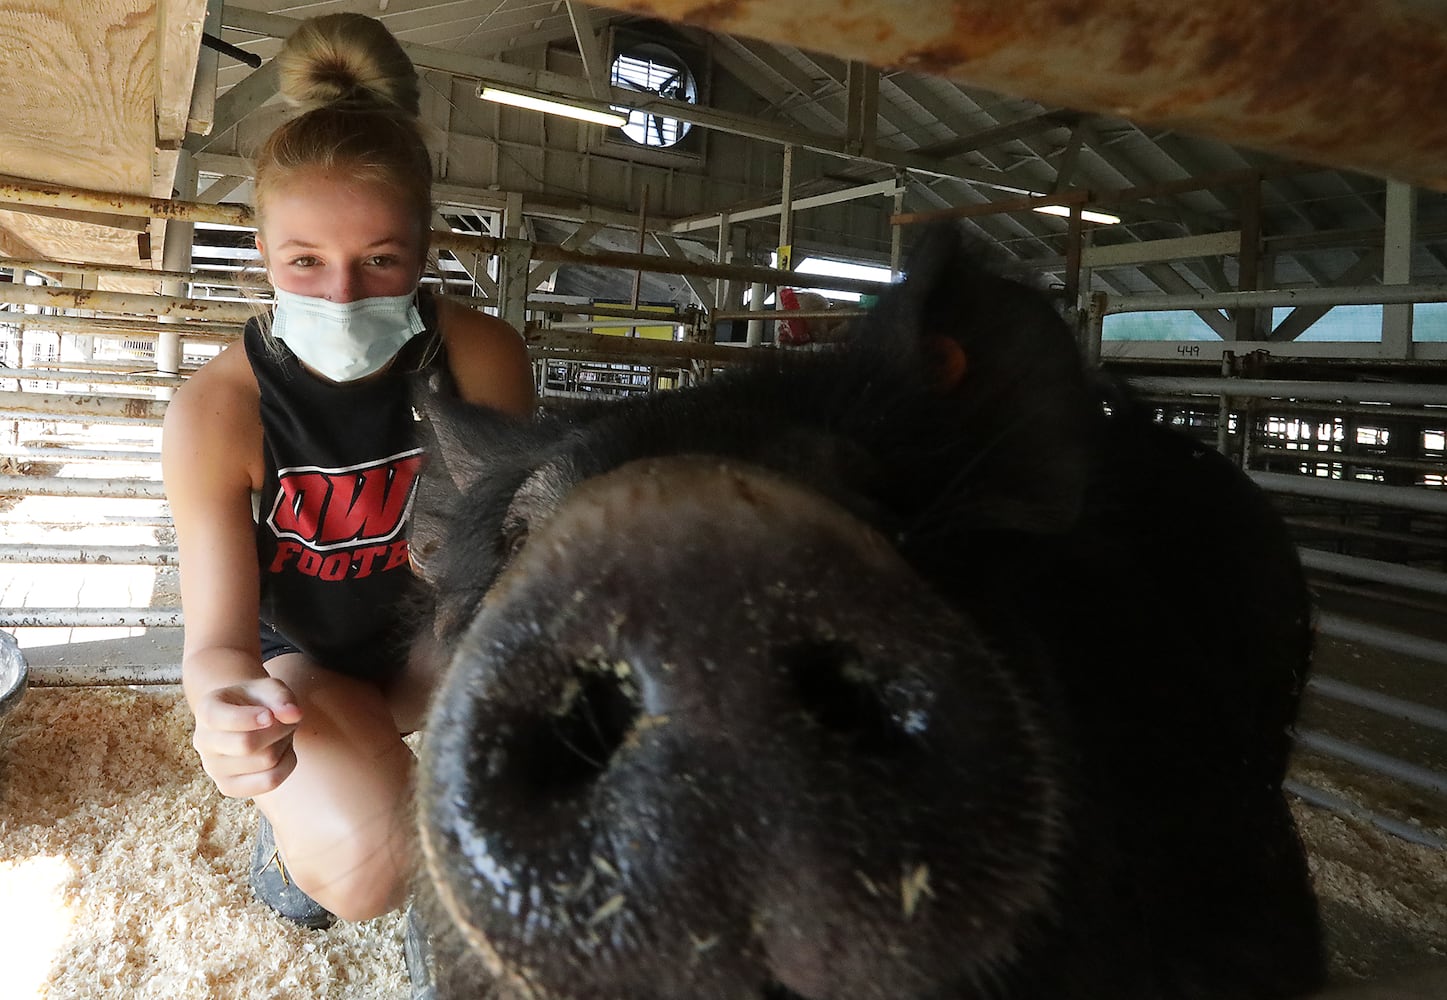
[[191, 679, 304, 798]]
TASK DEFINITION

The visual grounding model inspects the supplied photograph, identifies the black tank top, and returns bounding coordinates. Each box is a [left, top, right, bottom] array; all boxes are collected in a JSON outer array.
[[246, 291, 448, 683]]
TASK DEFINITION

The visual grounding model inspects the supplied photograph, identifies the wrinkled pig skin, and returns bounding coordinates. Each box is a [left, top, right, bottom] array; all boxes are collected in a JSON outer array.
[[406, 225, 1326, 1000]]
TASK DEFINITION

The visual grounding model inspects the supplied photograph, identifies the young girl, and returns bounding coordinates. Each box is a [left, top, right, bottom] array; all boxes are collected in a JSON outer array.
[[161, 10, 534, 948]]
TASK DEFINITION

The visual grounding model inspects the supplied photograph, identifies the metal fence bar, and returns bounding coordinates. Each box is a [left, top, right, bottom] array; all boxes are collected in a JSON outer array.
[[0, 312, 242, 342], [1317, 612, 1447, 666], [0, 410, 163, 428], [1285, 779, 1447, 850], [1308, 676, 1447, 734], [0, 181, 888, 297], [0, 368, 186, 389], [1299, 549, 1447, 598], [1107, 283, 1447, 314], [2, 516, 173, 529], [1129, 377, 1447, 407], [1, 448, 160, 463], [1295, 729, 1447, 797], [0, 475, 164, 499], [1254, 447, 1446, 476], [1, 255, 198, 284], [0, 283, 255, 323], [1250, 471, 1447, 515], [0, 544, 177, 565], [711, 307, 868, 322], [0, 609, 182, 628], [0, 391, 167, 422], [26, 662, 182, 687]]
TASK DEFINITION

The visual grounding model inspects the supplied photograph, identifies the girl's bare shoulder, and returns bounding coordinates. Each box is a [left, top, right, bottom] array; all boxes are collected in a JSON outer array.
[[172, 340, 258, 411], [434, 297, 535, 416], [163, 340, 263, 488]]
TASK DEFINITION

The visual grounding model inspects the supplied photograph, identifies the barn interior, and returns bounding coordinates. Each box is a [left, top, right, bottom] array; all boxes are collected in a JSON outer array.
[[1, 1, 1445, 997]]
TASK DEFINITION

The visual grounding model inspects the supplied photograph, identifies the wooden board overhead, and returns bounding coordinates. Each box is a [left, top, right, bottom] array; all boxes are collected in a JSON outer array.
[[603, 0, 1447, 192], [0, 0, 207, 275]]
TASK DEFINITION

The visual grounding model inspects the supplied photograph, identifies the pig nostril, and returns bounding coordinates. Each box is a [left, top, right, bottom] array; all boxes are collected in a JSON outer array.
[[507, 669, 640, 796], [782, 640, 913, 757]]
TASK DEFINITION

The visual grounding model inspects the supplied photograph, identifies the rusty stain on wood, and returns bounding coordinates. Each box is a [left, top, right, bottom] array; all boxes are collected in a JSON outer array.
[[601, 0, 1447, 190]]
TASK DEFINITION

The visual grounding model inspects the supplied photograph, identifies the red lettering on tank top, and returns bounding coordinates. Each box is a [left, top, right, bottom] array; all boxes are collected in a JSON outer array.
[[265, 449, 427, 583], [268, 450, 425, 551], [383, 539, 411, 572], [351, 544, 391, 579]]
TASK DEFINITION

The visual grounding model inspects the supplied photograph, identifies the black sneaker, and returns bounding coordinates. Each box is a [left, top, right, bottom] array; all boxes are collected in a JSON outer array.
[[249, 813, 336, 930], [404, 903, 437, 1000]]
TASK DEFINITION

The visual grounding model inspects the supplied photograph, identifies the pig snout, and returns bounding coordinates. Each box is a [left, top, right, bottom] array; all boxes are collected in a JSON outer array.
[[418, 457, 1064, 1000]]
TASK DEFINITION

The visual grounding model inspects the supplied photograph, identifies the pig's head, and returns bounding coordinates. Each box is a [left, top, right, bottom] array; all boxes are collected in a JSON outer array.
[[405, 226, 1319, 999], [407, 227, 1098, 1000]]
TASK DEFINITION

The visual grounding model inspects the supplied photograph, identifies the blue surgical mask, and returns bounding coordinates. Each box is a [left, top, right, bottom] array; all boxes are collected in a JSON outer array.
[[271, 287, 426, 382]]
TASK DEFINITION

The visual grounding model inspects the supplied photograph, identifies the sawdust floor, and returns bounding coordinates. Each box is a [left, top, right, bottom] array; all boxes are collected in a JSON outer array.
[[0, 686, 408, 1000], [0, 681, 1444, 999]]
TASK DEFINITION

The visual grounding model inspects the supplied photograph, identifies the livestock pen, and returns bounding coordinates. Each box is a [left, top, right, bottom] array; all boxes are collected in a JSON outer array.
[[5, 0, 1447, 994], [2, 229, 1446, 995]]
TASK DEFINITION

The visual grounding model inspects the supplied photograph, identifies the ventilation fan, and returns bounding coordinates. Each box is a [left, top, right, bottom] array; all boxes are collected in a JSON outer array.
[[610, 43, 697, 149]]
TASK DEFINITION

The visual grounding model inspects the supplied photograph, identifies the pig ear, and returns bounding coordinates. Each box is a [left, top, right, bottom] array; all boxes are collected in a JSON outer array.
[[413, 373, 496, 493], [872, 223, 1099, 533], [882, 223, 1081, 382], [410, 375, 535, 584]]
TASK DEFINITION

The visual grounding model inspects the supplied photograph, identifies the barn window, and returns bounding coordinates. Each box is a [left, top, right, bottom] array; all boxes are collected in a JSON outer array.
[[610, 43, 696, 148]]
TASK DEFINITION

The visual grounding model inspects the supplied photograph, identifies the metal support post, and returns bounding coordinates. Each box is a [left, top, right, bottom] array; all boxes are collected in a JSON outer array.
[[157, 150, 198, 398], [747, 281, 766, 347], [1083, 291, 1106, 369], [497, 238, 532, 334], [1216, 352, 1233, 457], [715, 212, 730, 310], [778, 145, 794, 264], [889, 173, 906, 280], [1382, 181, 1416, 359], [1234, 174, 1262, 342]]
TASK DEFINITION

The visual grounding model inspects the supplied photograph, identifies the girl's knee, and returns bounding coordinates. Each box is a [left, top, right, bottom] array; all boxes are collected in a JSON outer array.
[[285, 841, 411, 922]]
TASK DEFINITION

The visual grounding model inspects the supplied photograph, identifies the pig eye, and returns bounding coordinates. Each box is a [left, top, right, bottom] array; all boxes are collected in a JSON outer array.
[[497, 515, 529, 564], [496, 461, 573, 567]]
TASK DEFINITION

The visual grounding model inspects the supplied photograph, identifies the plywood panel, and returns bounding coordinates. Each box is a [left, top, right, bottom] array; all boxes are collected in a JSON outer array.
[[0, 1, 157, 192], [0, 211, 147, 270], [0, 1, 165, 266], [155, 0, 207, 146]]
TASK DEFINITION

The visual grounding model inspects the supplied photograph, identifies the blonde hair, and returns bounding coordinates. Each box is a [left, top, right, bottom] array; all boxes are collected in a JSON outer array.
[[253, 13, 433, 241]]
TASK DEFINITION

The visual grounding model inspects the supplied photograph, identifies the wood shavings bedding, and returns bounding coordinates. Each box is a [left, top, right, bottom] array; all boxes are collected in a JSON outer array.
[[1, 686, 1444, 998], [0, 687, 407, 999]]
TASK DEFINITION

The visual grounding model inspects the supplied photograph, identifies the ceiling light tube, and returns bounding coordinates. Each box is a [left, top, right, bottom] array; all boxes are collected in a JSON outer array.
[[1032, 204, 1122, 225], [477, 85, 629, 128]]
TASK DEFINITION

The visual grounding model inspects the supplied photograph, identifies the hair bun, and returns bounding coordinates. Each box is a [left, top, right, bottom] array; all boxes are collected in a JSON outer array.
[[275, 13, 420, 118]]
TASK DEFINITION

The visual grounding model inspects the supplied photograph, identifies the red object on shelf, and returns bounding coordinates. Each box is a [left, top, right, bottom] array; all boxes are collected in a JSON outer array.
[[776, 287, 812, 345]]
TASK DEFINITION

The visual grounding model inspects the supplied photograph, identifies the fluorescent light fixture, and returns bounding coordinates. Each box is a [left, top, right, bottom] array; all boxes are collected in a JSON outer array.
[[781, 255, 896, 302], [1032, 204, 1123, 225], [477, 85, 629, 128]]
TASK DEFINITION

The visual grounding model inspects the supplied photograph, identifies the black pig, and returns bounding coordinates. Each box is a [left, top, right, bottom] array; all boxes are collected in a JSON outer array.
[[407, 226, 1325, 1000]]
